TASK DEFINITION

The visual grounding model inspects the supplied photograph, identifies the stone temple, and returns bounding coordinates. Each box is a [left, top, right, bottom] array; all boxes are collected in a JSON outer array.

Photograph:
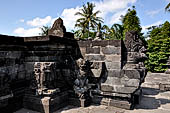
[[0, 18, 148, 113]]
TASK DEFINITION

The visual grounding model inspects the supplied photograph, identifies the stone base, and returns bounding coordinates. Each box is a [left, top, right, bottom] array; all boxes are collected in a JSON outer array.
[[92, 89, 142, 110], [159, 83, 170, 91], [23, 91, 68, 113], [69, 98, 91, 107], [92, 95, 132, 110]]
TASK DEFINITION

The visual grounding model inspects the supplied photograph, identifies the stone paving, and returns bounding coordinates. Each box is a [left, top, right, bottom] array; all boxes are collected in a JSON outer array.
[[15, 73, 170, 113]]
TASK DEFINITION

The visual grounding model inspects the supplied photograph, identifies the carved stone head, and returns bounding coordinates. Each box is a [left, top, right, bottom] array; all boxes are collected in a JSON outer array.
[[123, 31, 147, 69], [76, 58, 91, 78], [48, 18, 66, 37]]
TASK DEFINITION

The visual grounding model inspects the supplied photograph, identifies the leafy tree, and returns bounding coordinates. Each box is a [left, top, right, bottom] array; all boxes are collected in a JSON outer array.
[[122, 7, 142, 39], [146, 21, 170, 72], [75, 2, 103, 38], [39, 26, 51, 36]]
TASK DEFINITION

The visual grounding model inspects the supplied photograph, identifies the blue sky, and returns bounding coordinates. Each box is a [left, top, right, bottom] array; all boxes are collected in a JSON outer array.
[[0, 0, 169, 36]]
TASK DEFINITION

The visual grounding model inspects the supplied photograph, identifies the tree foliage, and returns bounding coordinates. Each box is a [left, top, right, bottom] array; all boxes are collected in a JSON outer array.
[[75, 2, 103, 39], [122, 7, 142, 38], [101, 24, 124, 40], [145, 21, 170, 72], [39, 26, 51, 36]]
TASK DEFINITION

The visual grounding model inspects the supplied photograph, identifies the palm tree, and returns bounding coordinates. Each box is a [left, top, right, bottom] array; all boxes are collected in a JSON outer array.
[[165, 3, 170, 12], [101, 25, 110, 39], [39, 26, 51, 36], [110, 24, 124, 39], [101, 24, 123, 40], [75, 2, 103, 37]]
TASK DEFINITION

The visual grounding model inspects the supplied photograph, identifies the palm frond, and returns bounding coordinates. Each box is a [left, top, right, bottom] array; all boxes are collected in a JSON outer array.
[[165, 3, 170, 12]]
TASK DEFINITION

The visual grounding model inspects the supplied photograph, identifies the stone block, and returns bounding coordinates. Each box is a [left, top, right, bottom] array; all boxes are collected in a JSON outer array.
[[101, 85, 138, 94], [159, 83, 170, 91], [102, 77, 121, 85], [92, 96, 132, 110], [105, 55, 121, 62], [23, 92, 68, 113], [85, 55, 105, 61], [124, 69, 141, 79], [102, 46, 121, 55], [107, 69, 124, 78], [109, 40, 121, 47], [101, 92, 131, 98], [124, 79, 140, 87], [101, 85, 113, 92], [86, 47, 100, 54], [78, 40, 92, 47], [91, 69, 102, 77], [92, 40, 109, 47], [79, 47, 86, 57], [0, 51, 21, 58], [113, 85, 138, 94], [105, 62, 121, 69]]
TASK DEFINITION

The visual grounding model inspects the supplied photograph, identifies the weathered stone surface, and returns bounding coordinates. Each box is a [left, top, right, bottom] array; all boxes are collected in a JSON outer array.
[[0, 51, 22, 58], [79, 47, 86, 57], [102, 46, 121, 55], [48, 18, 66, 37], [92, 96, 132, 110], [91, 69, 102, 77], [24, 36, 49, 42], [92, 40, 109, 47], [101, 91, 131, 98], [78, 41, 92, 47], [100, 85, 113, 92], [105, 55, 121, 62], [86, 47, 100, 54], [159, 83, 170, 91], [107, 69, 123, 78], [102, 77, 121, 85], [101, 85, 138, 94], [105, 62, 121, 69], [85, 55, 105, 61], [109, 40, 121, 47], [124, 69, 141, 79]]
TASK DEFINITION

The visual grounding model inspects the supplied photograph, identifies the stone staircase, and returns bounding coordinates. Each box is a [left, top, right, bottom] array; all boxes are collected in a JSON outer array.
[[142, 72, 170, 90]]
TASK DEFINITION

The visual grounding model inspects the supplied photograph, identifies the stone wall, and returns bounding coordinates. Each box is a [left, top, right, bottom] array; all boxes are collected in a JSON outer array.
[[77, 32, 147, 109], [0, 19, 148, 112], [0, 34, 81, 112], [78, 40, 122, 78]]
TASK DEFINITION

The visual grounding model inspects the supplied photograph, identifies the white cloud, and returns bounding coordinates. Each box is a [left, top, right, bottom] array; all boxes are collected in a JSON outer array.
[[95, 0, 136, 17], [60, 7, 81, 31], [109, 9, 127, 25], [146, 9, 162, 17], [14, 27, 41, 37], [19, 19, 25, 23], [13, 0, 137, 36], [27, 16, 52, 27], [166, 0, 170, 2], [142, 20, 163, 33], [60, 0, 137, 30]]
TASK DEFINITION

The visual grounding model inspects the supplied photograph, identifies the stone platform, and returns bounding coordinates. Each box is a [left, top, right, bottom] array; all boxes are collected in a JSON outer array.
[[23, 91, 68, 113], [15, 78, 170, 113]]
